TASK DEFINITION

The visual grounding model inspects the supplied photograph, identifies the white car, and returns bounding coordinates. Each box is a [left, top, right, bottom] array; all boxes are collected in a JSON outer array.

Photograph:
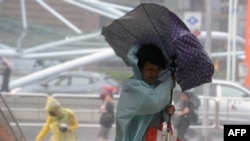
[[173, 79, 250, 140], [173, 79, 250, 124], [193, 79, 250, 125], [11, 71, 120, 95]]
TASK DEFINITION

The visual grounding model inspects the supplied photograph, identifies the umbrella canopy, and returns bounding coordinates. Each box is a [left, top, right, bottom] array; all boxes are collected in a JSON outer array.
[[1, 57, 14, 69], [102, 3, 214, 91]]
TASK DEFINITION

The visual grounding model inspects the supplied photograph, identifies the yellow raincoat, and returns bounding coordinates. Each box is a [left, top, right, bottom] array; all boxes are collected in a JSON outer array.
[[36, 96, 79, 141]]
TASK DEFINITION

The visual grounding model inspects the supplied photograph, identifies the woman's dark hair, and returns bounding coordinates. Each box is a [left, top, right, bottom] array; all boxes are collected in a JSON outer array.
[[136, 43, 167, 70]]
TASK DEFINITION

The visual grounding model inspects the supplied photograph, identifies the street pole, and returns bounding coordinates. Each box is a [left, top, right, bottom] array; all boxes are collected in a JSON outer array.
[[20, 0, 27, 30], [200, 0, 212, 141], [18, 0, 28, 51], [231, 0, 238, 81], [227, 0, 233, 81], [227, 0, 238, 81]]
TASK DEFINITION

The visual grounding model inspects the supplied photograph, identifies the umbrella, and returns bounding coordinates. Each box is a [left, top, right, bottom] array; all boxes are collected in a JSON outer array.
[[101, 3, 214, 91], [1, 57, 14, 69]]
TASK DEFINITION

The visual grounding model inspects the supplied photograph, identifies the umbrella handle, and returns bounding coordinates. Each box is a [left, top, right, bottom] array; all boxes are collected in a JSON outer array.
[[168, 69, 176, 123]]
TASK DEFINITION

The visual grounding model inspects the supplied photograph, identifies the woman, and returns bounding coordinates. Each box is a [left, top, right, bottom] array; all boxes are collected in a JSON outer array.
[[97, 92, 115, 141], [174, 91, 191, 141], [36, 96, 79, 141], [1, 59, 12, 92], [115, 43, 176, 141]]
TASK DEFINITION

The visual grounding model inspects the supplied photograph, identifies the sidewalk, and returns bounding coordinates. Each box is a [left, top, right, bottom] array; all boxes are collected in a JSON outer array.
[[21, 125, 223, 141]]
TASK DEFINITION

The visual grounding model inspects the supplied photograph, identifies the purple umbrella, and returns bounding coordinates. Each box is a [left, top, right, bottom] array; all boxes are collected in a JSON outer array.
[[102, 3, 214, 91]]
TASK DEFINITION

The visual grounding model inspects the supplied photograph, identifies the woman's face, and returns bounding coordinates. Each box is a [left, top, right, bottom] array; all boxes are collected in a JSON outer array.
[[141, 61, 162, 84], [179, 93, 188, 101], [49, 111, 57, 117], [48, 107, 61, 117], [105, 94, 113, 102]]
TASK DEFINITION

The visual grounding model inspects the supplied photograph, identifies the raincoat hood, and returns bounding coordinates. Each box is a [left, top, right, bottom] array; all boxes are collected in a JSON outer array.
[[127, 44, 167, 84], [127, 45, 142, 80], [45, 96, 62, 112], [44, 96, 67, 119], [36, 96, 79, 141], [115, 45, 173, 141]]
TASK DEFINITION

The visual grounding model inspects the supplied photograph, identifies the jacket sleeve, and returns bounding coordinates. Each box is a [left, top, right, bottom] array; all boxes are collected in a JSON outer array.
[[67, 109, 79, 132], [119, 76, 173, 116], [127, 44, 140, 68], [35, 117, 52, 141]]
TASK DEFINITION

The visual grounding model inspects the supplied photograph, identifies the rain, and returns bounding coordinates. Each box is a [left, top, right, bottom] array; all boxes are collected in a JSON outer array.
[[0, 0, 249, 141]]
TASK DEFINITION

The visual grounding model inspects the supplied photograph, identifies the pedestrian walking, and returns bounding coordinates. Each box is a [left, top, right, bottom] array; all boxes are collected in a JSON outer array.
[[1, 57, 13, 92], [97, 87, 115, 141], [36, 96, 79, 141], [173, 91, 194, 141]]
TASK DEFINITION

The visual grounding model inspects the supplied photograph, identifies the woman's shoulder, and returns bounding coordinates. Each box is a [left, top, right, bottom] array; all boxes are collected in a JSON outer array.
[[124, 77, 148, 87], [65, 108, 75, 115]]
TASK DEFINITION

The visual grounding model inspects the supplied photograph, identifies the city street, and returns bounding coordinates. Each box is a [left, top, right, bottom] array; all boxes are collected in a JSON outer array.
[[20, 124, 223, 141]]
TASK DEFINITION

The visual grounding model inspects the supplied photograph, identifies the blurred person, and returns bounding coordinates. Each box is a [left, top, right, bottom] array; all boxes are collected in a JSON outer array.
[[97, 88, 115, 141], [115, 43, 176, 141], [1, 57, 13, 92], [99, 86, 117, 100], [32, 60, 45, 72], [173, 91, 192, 141], [36, 96, 78, 141]]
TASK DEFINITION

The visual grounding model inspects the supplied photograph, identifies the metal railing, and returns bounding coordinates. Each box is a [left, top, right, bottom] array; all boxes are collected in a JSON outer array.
[[1, 92, 250, 140], [0, 92, 27, 141]]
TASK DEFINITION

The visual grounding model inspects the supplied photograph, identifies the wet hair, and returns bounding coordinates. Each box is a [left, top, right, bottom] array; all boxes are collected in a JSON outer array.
[[136, 43, 167, 70]]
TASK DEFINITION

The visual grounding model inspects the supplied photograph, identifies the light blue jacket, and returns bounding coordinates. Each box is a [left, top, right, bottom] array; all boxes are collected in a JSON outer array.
[[115, 45, 174, 141]]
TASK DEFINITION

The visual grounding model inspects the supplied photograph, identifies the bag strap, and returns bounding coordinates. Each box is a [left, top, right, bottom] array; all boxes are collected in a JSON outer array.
[[157, 118, 164, 130], [167, 121, 173, 135]]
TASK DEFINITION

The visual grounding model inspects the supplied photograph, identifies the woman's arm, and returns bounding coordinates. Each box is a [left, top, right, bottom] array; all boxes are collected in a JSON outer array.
[[119, 76, 173, 116], [67, 109, 79, 132], [35, 117, 51, 141]]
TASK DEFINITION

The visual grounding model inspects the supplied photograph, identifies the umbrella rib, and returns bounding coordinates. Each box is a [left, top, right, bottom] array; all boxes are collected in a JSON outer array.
[[141, 4, 176, 110], [141, 4, 171, 61], [115, 20, 144, 43], [141, 4, 178, 90]]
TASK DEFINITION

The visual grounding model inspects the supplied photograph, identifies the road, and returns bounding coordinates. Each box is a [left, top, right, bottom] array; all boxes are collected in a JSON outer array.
[[21, 125, 115, 141], [1, 92, 224, 141], [20, 125, 223, 141]]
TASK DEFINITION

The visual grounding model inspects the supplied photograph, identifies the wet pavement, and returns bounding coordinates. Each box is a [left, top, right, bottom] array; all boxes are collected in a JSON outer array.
[[21, 125, 223, 141]]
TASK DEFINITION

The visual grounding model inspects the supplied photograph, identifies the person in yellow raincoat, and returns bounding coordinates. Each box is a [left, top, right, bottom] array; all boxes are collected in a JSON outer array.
[[36, 96, 79, 141]]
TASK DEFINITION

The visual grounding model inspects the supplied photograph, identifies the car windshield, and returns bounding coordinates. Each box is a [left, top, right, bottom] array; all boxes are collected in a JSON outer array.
[[46, 76, 69, 86], [220, 84, 248, 97], [193, 81, 250, 98], [105, 77, 119, 86], [193, 83, 216, 97], [70, 76, 94, 85]]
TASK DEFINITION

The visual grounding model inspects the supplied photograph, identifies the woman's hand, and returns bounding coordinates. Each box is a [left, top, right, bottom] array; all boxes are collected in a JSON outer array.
[[165, 104, 175, 116], [175, 111, 182, 117]]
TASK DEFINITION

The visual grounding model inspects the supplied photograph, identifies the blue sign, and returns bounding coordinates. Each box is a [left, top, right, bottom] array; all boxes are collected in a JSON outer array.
[[184, 12, 202, 31], [187, 16, 198, 25]]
